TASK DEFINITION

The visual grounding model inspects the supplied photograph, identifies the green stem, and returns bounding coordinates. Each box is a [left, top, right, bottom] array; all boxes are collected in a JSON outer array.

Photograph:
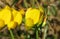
[[32, 0, 35, 8], [25, 33, 30, 39], [54, 33, 58, 39], [27, 34, 30, 39], [9, 30, 14, 39], [24, 0, 28, 8], [36, 29, 39, 39], [35, 0, 40, 9], [43, 25, 48, 39]]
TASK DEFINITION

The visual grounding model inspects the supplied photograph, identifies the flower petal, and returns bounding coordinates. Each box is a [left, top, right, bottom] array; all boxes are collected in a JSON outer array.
[[0, 19, 5, 29], [25, 18, 34, 30], [14, 13, 22, 25], [7, 21, 17, 30]]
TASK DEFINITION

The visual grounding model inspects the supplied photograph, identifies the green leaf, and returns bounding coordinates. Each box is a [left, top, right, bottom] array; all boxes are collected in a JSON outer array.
[[11, 0, 19, 6], [37, 13, 44, 28], [47, 8, 51, 16], [50, 5, 57, 16]]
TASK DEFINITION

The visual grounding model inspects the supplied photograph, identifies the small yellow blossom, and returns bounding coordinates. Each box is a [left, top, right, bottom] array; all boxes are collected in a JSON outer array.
[[25, 7, 44, 30], [25, 8, 40, 24], [0, 19, 5, 29], [25, 18, 34, 30], [7, 21, 18, 30], [0, 5, 12, 24], [14, 13, 22, 25], [0, 5, 23, 30]]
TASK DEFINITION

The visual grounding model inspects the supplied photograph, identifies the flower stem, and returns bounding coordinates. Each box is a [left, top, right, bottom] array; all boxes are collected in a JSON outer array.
[[24, 0, 28, 8], [43, 25, 48, 39], [36, 29, 39, 39], [32, 0, 35, 8], [27, 34, 30, 39], [9, 30, 14, 39], [35, 0, 40, 9]]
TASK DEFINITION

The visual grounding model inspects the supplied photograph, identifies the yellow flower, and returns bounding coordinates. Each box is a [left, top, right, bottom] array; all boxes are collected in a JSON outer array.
[[14, 13, 22, 25], [25, 18, 34, 30], [0, 5, 23, 30], [0, 5, 12, 24], [25, 8, 40, 24], [25, 8, 42, 30], [0, 19, 5, 29], [25, 7, 44, 30], [19, 9, 25, 16], [7, 21, 18, 30]]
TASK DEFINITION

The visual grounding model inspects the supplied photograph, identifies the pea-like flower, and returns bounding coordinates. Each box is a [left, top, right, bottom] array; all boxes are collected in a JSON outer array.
[[25, 7, 44, 30], [25, 8, 40, 30], [25, 8, 40, 24], [0, 5, 23, 30], [7, 8, 22, 30]]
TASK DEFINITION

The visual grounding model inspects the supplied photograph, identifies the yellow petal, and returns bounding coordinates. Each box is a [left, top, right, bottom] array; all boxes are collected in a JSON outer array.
[[0, 19, 5, 29], [4, 5, 11, 10], [25, 8, 40, 24], [0, 5, 12, 24], [25, 18, 34, 30], [12, 8, 18, 18], [7, 21, 17, 30], [26, 8, 32, 14], [14, 13, 22, 25], [19, 9, 25, 16]]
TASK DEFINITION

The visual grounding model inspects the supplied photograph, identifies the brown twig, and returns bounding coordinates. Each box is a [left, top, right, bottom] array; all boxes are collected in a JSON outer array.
[[15, 0, 23, 9], [0, 27, 7, 32]]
